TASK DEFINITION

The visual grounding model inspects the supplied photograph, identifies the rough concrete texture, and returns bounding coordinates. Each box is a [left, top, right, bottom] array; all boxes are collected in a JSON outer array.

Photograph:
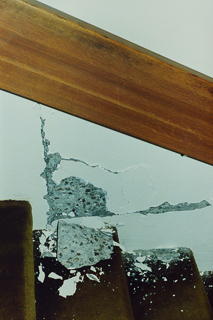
[[48, 176, 112, 222], [57, 221, 114, 269], [41, 118, 113, 224]]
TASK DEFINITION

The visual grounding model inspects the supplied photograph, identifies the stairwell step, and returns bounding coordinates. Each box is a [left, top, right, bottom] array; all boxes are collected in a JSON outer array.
[[123, 248, 213, 320], [201, 271, 213, 311], [0, 200, 36, 320], [33, 227, 134, 320]]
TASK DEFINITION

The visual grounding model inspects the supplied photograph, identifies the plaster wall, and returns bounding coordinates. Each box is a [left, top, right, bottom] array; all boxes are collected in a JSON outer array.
[[1, 0, 213, 271]]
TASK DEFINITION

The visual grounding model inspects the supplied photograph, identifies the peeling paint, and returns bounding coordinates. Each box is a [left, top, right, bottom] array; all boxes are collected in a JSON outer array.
[[134, 200, 210, 215], [38, 263, 45, 283], [38, 229, 57, 258], [39, 117, 213, 294], [48, 272, 63, 280], [58, 272, 84, 298], [86, 273, 100, 282]]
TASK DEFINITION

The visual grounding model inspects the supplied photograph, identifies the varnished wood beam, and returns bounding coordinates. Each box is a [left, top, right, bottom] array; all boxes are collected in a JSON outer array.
[[0, 0, 213, 165]]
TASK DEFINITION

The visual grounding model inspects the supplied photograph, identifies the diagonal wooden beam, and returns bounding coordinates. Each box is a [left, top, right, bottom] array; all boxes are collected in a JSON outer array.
[[0, 0, 213, 165]]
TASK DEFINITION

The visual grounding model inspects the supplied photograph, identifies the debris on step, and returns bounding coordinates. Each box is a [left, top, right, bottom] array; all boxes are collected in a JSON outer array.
[[33, 226, 134, 319], [122, 248, 213, 320]]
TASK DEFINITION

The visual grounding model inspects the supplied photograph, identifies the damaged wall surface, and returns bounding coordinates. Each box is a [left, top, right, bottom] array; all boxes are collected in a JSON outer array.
[[1, 89, 213, 272], [1, 0, 213, 274]]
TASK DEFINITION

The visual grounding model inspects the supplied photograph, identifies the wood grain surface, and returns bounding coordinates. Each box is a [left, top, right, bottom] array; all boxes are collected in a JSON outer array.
[[0, 0, 213, 165]]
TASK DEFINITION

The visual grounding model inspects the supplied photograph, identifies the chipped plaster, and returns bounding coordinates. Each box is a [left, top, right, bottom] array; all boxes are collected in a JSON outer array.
[[1, 90, 213, 271], [41, 117, 211, 226], [41, 118, 114, 224], [39, 116, 213, 272], [134, 200, 210, 215]]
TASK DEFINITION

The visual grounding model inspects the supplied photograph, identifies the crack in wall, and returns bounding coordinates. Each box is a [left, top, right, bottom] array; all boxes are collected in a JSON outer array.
[[40, 118, 211, 225], [61, 157, 150, 175]]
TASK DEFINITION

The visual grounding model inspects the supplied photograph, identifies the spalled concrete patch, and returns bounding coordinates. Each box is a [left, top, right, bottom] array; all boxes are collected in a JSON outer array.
[[46, 176, 113, 224], [57, 221, 114, 269]]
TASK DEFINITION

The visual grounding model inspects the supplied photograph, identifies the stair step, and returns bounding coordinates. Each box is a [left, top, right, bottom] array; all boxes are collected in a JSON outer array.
[[1, 200, 211, 319], [123, 248, 213, 320], [33, 227, 134, 320], [0, 201, 36, 320], [201, 271, 213, 311]]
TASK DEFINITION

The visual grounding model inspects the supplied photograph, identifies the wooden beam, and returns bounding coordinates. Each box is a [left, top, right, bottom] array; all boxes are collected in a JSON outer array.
[[1, 0, 213, 165]]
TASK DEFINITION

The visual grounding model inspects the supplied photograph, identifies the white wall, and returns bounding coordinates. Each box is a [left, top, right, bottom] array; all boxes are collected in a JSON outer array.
[[1, 0, 213, 271]]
